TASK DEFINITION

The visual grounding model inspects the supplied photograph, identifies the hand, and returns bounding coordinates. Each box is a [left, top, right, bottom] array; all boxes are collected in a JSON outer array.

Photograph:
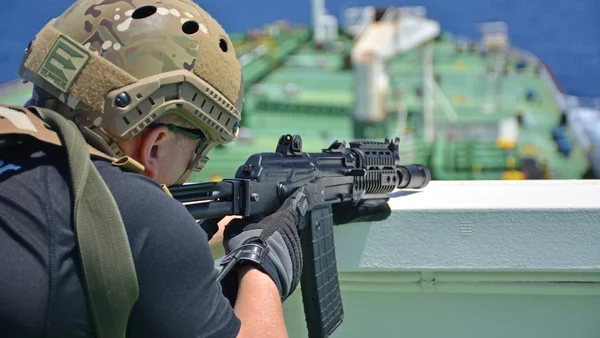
[[197, 217, 222, 241], [197, 215, 246, 242], [221, 187, 309, 302], [332, 198, 391, 225]]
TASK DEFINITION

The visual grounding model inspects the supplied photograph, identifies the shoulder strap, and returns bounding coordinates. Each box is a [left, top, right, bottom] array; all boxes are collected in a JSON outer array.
[[34, 107, 139, 338], [0, 104, 146, 174], [0, 104, 116, 162]]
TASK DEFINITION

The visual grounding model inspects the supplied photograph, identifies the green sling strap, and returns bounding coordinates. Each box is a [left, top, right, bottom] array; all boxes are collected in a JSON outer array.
[[35, 107, 139, 338]]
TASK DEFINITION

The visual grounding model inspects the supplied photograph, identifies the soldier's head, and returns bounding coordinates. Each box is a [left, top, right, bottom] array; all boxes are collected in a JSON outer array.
[[19, 0, 244, 186]]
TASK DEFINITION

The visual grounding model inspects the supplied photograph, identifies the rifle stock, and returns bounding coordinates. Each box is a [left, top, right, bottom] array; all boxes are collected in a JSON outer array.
[[170, 134, 431, 338]]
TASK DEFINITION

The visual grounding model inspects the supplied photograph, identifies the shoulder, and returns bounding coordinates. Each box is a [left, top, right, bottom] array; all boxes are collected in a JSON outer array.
[[94, 161, 199, 235], [93, 160, 212, 257], [95, 161, 240, 337]]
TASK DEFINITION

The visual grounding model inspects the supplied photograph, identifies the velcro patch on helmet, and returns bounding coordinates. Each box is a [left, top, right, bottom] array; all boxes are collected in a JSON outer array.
[[21, 24, 138, 116], [39, 36, 90, 93]]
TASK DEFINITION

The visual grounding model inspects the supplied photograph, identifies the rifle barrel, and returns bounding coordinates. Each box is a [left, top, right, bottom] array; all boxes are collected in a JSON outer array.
[[170, 181, 233, 203], [183, 201, 235, 220]]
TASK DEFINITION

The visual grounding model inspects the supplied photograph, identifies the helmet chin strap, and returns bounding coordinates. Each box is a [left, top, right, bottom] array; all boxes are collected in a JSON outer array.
[[173, 152, 210, 186], [81, 127, 120, 157], [173, 169, 194, 186]]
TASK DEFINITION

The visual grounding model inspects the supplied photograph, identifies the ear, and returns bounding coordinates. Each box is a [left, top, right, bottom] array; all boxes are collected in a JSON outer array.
[[138, 125, 171, 179]]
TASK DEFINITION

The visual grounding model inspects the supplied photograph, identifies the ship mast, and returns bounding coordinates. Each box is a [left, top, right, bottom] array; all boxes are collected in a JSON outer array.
[[422, 40, 435, 143], [311, 0, 338, 44]]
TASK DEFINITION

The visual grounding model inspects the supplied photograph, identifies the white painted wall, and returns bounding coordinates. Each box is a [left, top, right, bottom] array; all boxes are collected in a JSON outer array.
[[283, 180, 600, 338]]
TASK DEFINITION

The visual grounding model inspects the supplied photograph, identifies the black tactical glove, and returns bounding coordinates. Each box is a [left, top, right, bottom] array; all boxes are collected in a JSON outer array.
[[220, 187, 309, 303], [332, 198, 391, 225], [197, 217, 221, 241]]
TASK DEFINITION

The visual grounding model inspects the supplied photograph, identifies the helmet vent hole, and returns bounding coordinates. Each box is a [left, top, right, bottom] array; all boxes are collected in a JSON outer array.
[[132, 5, 157, 19], [182, 20, 200, 34], [219, 38, 228, 52]]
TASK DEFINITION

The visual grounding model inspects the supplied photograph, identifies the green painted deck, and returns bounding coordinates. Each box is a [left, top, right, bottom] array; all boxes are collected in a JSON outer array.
[[192, 29, 587, 182], [0, 26, 588, 182]]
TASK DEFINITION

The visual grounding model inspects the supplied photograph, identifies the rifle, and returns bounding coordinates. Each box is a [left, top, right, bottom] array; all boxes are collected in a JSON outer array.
[[170, 134, 431, 338]]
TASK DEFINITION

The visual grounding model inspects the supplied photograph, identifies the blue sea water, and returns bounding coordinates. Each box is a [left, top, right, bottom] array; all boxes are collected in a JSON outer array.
[[1, 0, 599, 97]]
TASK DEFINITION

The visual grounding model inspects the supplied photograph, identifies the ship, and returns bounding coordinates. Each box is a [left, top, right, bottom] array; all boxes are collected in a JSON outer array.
[[0, 3, 596, 182], [201, 5, 594, 182]]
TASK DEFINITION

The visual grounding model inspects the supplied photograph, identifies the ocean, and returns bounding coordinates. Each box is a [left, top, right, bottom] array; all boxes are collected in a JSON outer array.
[[2, 0, 599, 97]]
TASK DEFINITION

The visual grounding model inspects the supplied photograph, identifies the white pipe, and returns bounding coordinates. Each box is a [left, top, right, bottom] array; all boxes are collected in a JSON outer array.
[[422, 41, 434, 142], [339, 281, 600, 296], [432, 79, 458, 121]]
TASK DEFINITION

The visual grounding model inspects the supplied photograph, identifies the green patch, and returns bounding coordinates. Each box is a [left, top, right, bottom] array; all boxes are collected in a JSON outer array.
[[39, 35, 90, 93]]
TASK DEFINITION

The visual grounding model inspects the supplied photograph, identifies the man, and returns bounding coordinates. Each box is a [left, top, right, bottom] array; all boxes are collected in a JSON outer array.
[[0, 1, 389, 337], [0, 0, 304, 337]]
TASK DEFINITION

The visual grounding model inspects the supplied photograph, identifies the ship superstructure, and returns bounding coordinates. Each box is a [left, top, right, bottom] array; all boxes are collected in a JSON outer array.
[[0, 2, 594, 181]]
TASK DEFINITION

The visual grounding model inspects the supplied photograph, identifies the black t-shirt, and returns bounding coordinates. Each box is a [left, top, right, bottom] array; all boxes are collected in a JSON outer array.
[[0, 141, 241, 337]]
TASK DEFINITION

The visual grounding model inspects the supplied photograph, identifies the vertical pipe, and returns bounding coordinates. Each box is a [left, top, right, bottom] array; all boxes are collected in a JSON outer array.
[[312, 0, 325, 43], [422, 41, 435, 143]]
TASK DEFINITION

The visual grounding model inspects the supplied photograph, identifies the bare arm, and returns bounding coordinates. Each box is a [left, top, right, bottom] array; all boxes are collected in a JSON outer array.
[[235, 267, 288, 338], [217, 189, 309, 338], [208, 218, 288, 337]]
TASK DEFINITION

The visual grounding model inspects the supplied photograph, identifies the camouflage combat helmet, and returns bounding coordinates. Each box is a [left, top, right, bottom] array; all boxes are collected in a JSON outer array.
[[18, 0, 244, 176]]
